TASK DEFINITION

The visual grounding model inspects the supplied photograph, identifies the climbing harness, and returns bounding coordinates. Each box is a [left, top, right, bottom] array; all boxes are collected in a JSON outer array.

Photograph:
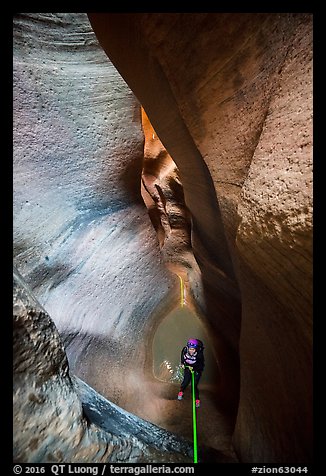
[[186, 365, 198, 463]]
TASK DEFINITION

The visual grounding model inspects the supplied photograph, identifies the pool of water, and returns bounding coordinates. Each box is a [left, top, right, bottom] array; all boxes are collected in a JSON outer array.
[[152, 306, 219, 385]]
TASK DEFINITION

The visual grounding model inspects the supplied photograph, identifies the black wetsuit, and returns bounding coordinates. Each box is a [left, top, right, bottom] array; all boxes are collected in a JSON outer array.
[[180, 346, 205, 400]]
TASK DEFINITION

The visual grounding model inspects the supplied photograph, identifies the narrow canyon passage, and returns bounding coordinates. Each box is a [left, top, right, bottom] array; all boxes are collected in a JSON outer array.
[[13, 13, 312, 465], [148, 301, 238, 462], [127, 108, 239, 460]]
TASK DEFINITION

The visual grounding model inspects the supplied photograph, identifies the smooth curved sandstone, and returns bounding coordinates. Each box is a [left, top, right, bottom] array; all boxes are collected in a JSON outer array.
[[13, 13, 178, 411], [88, 13, 312, 463], [141, 108, 193, 266], [13, 267, 193, 463], [13, 12, 312, 464]]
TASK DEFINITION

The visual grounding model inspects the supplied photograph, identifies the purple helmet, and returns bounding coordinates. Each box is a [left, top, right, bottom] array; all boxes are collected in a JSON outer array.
[[187, 338, 200, 348]]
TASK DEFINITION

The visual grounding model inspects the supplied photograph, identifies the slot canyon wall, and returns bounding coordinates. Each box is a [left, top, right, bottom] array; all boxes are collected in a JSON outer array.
[[89, 13, 313, 463], [13, 12, 179, 408], [13, 267, 192, 463], [13, 12, 189, 462], [13, 12, 312, 464]]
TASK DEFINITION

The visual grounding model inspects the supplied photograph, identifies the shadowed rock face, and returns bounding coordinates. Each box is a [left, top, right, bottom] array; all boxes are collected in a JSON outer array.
[[89, 13, 312, 463], [13, 268, 193, 463]]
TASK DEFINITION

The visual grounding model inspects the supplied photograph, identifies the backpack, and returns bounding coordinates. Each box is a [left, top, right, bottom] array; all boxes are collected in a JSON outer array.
[[196, 339, 204, 354]]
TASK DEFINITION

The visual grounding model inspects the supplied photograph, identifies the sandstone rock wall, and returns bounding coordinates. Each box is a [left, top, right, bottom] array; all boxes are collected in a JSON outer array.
[[13, 268, 192, 463], [13, 13, 177, 411], [88, 13, 312, 463], [141, 108, 194, 267], [88, 13, 243, 416], [13, 11, 313, 464]]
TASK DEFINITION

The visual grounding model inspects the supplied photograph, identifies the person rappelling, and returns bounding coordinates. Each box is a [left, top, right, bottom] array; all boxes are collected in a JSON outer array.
[[177, 338, 205, 407]]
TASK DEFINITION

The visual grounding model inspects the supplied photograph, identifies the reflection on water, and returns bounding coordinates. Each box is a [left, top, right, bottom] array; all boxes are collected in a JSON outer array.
[[153, 306, 219, 385]]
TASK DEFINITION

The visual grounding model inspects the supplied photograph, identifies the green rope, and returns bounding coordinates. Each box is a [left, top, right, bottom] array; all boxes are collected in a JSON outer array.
[[189, 367, 198, 463]]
